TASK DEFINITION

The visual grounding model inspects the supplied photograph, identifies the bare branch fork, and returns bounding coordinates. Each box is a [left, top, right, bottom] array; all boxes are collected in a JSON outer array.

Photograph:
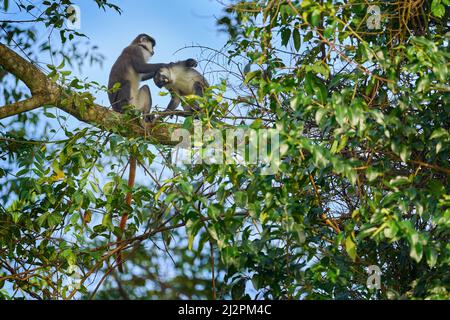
[[0, 44, 178, 146]]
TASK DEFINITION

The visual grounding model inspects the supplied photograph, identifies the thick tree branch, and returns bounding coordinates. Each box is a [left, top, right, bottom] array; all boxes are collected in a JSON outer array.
[[0, 95, 49, 118], [0, 44, 178, 146]]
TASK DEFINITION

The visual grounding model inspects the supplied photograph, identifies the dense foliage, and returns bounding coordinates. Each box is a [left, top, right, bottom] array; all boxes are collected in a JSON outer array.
[[0, 0, 449, 300]]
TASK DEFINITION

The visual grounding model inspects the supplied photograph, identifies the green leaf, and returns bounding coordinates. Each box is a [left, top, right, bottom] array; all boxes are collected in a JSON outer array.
[[36, 213, 48, 227], [44, 111, 56, 119], [188, 233, 194, 250], [235, 191, 247, 207], [244, 70, 261, 84], [315, 108, 327, 126], [57, 59, 65, 70], [334, 102, 347, 126], [425, 246, 438, 268], [316, 82, 327, 104], [251, 275, 260, 290], [311, 9, 321, 27], [250, 118, 263, 129], [409, 233, 423, 263], [429, 180, 445, 197], [102, 214, 113, 231], [183, 116, 193, 129], [47, 213, 62, 227], [345, 235, 357, 261], [61, 249, 76, 266], [306, 62, 330, 79], [366, 168, 382, 182], [383, 220, 399, 239], [93, 225, 107, 234], [388, 176, 411, 188], [293, 27, 301, 51], [103, 181, 115, 194], [431, 0, 445, 17], [281, 28, 291, 47], [16, 168, 29, 176], [430, 128, 448, 139], [207, 204, 222, 220], [391, 141, 411, 163], [231, 279, 246, 299]]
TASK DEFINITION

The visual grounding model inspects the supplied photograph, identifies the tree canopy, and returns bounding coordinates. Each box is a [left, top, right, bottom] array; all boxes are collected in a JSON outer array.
[[0, 0, 449, 300]]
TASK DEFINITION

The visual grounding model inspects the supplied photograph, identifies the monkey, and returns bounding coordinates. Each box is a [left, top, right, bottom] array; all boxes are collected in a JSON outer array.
[[152, 59, 209, 120], [108, 33, 157, 120], [107, 33, 197, 272]]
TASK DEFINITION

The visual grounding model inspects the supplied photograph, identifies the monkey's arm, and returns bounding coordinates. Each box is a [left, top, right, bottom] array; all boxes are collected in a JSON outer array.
[[166, 94, 181, 111], [141, 73, 157, 81], [109, 82, 131, 113], [147, 95, 181, 122], [129, 47, 168, 76], [133, 61, 167, 77]]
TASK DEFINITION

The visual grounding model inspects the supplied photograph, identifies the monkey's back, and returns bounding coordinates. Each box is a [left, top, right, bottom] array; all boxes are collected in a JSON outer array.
[[168, 65, 208, 96], [108, 46, 142, 110]]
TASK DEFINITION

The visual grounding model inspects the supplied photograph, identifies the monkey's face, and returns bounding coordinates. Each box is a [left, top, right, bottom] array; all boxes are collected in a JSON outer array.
[[154, 68, 171, 88], [139, 36, 154, 56]]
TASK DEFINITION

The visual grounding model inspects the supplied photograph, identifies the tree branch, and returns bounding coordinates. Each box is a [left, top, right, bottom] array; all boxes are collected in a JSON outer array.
[[0, 95, 49, 118], [0, 44, 179, 146]]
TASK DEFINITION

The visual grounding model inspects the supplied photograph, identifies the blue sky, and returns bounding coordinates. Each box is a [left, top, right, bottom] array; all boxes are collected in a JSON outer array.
[[72, 0, 229, 108]]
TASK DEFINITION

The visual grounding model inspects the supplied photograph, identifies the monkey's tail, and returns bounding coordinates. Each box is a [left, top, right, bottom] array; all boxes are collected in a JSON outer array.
[[116, 156, 137, 273]]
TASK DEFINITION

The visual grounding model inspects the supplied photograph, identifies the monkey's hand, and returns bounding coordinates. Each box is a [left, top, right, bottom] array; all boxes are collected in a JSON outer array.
[[145, 114, 157, 123], [185, 58, 198, 68]]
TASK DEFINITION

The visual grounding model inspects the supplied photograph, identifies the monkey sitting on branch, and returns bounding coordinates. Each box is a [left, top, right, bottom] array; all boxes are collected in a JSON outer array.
[[150, 59, 209, 121]]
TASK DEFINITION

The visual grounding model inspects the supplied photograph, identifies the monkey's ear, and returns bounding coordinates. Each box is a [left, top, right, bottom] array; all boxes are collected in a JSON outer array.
[[186, 59, 198, 68]]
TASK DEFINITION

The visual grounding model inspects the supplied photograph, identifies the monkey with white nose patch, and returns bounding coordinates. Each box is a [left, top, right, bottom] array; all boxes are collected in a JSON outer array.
[[152, 59, 209, 121]]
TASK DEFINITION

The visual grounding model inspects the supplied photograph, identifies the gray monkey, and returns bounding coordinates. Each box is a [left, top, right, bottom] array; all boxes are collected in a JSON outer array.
[[153, 60, 209, 119]]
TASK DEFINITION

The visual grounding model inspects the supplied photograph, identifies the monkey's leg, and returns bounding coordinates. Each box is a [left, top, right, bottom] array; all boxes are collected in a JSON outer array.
[[183, 102, 201, 113], [110, 82, 131, 113], [165, 95, 182, 114], [149, 94, 182, 122], [136, 85, 153, 122], [193, 82, 204, 97]]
